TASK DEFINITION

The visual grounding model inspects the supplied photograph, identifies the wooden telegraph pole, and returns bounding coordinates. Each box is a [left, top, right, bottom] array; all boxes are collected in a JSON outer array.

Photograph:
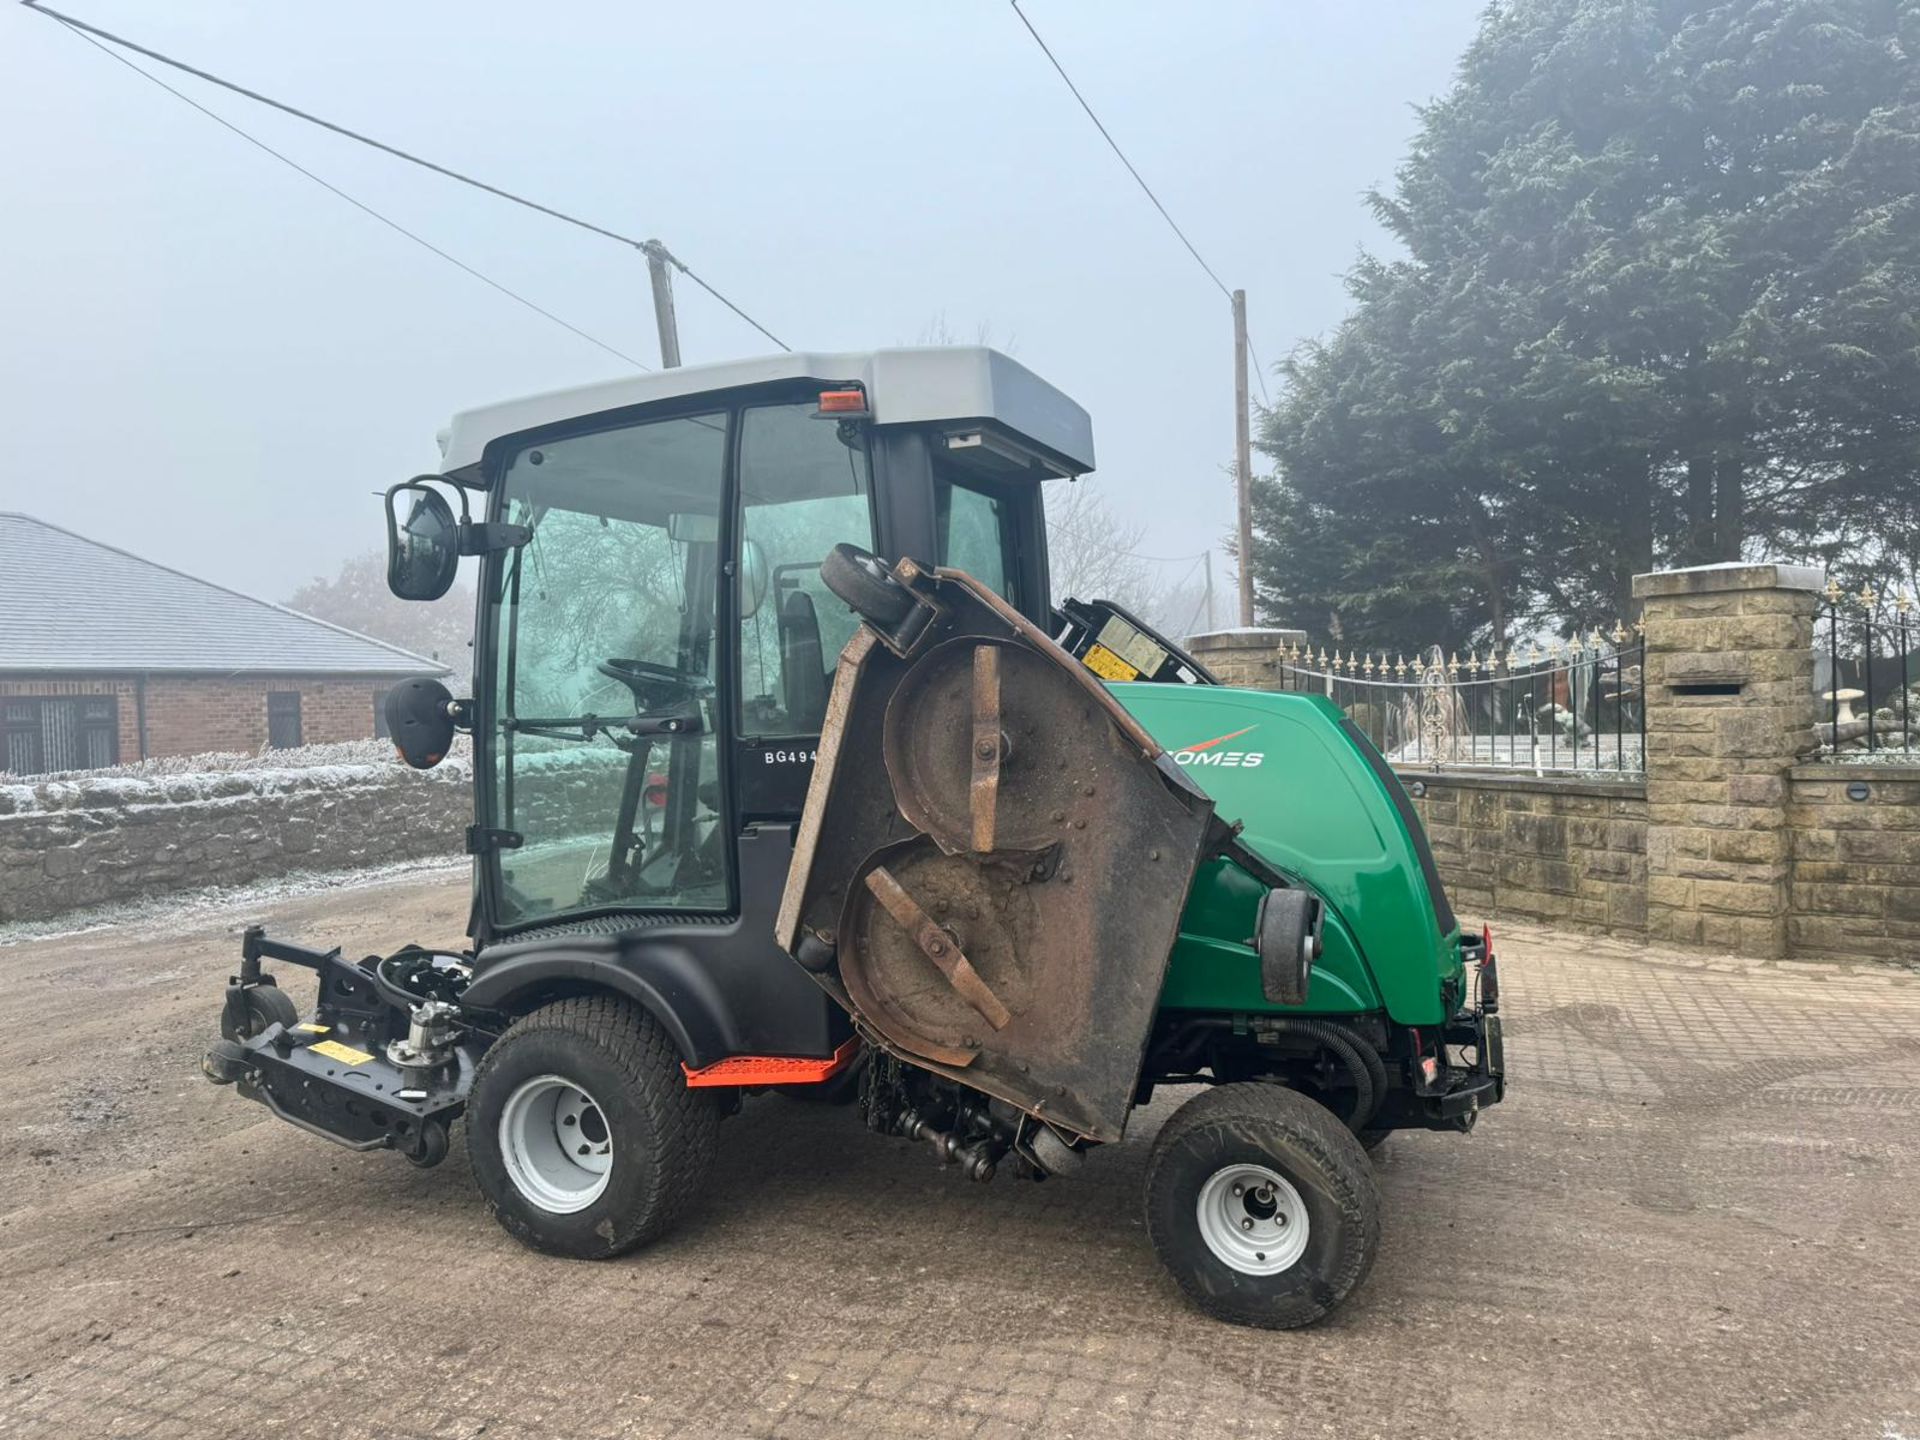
[[642, 239, 683, 369], [1232, 288, 1255, 626]]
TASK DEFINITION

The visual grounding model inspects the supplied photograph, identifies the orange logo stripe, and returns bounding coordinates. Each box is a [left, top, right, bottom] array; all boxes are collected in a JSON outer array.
[[1180, 724, 1258, 753]]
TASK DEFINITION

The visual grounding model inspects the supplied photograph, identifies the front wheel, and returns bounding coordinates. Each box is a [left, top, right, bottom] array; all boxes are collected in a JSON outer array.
[[467, 996, 719, 1259], [1145, 1083, 1380, 1329]]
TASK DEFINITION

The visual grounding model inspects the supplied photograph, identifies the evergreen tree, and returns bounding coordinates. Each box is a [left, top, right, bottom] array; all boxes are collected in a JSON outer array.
[[1254, 0, 1920, 649]]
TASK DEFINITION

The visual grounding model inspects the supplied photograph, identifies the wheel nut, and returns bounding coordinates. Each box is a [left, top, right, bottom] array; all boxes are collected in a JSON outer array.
[[1240, 1218, 1254, 1231], [1231, 1184, 1244, 1197]]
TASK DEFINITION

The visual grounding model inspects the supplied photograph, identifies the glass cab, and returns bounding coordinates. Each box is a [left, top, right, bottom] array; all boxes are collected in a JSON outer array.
[[448, 354, 1089, 938]]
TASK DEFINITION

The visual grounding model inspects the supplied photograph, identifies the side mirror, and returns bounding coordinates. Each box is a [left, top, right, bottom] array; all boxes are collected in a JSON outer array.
[[385, 481, 460, 601], [384, 677, 457, 769], [739, 537, 771, 620]]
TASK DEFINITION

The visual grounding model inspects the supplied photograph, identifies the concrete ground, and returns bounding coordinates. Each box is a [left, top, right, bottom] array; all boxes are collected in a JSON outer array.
[[1, 874, 1916, 1440]]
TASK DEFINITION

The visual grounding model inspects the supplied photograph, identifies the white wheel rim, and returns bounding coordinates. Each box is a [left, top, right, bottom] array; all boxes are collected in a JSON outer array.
[[499, 1074, 612, 1214], [1195, 1162, 1310, 1275]]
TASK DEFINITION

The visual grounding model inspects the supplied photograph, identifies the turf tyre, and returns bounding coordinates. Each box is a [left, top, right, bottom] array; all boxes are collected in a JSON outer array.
[[1145, 1082, 1380, 1329], [467, 996, 719, 1259]]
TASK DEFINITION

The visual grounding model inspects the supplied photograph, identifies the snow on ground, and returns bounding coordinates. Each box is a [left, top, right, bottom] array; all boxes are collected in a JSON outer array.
[[0, 854, 469, 948], [0, 734, 473, 785]]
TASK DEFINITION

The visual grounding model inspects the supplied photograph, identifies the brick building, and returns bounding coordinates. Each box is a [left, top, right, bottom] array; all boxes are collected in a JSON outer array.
[[0, 513, 449, 775]]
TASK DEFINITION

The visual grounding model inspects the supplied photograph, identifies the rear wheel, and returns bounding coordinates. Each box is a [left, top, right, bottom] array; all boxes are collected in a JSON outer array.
[[467, 996, 719, 1259], [1145, 1083, 1380, 1329]]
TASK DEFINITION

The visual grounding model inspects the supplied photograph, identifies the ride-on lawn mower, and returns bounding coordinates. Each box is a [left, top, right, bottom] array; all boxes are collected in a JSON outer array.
[[204, 348, 1502, 1328]]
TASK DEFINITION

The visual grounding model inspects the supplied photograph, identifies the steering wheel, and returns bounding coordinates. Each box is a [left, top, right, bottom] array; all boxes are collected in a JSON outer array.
[[597, 657, 700, 710]]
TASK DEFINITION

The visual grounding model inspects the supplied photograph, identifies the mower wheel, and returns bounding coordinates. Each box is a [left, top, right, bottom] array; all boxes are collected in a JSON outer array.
[[466, 996, 720, 1259], [1145, 1082, 1380, 1329], [821, 544, 915, 630], [221, 983, 299, 1041]]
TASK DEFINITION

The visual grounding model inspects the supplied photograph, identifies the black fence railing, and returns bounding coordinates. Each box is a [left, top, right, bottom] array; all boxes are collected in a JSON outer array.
[[1274, 633, 1647, 776], [1821, 581, 1915, 760]]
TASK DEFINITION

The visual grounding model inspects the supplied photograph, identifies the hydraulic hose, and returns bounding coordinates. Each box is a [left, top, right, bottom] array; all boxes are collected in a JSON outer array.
[[1260, 1017, 1387, 1133]]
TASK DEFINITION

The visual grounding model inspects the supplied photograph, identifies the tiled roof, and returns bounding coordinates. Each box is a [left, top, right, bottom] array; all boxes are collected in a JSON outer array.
[[0, 514, 449, 677]]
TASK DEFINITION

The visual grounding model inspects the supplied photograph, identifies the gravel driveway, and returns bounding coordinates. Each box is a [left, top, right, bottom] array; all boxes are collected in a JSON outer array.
[[1, 874, 1916, 1439]]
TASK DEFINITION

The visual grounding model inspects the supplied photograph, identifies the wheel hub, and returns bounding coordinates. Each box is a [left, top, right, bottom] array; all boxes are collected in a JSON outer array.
[[1196, 1162, 1309, 1275], [499, 1074, 613, 1214]]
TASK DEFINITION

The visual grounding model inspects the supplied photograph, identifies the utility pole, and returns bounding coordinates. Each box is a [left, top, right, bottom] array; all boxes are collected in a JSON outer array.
[[642, 239, 682, 369], [1232, 289, 1255, 626], [1203, 550, 1216, 632]]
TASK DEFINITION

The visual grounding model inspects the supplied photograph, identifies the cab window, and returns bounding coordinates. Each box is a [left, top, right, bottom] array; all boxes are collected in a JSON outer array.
[[935, 474, 1020, 609], [737, 402, 875, 737]]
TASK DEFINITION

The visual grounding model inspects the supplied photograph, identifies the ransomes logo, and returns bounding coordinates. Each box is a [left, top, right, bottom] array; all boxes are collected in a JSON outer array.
[[1171, 724, 1264, 768]]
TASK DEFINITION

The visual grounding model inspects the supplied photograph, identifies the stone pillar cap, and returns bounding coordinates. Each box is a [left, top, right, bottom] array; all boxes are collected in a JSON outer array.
[[1185, 626, 1309, 649], [1631, 561, 1825, 599]]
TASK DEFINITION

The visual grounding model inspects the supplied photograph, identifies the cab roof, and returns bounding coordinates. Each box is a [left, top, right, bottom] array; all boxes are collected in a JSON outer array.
[[437, 347, 1095, 483]]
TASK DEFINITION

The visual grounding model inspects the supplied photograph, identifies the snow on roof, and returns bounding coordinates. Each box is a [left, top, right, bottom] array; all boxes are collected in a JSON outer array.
[[0, 514, 450, 677]]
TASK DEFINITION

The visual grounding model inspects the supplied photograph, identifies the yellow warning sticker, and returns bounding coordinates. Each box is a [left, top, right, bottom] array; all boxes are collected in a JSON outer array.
[[310, 1039, 374, 1066], [1082, 643, 1140, 682], [293, 1022, 331, 1034]]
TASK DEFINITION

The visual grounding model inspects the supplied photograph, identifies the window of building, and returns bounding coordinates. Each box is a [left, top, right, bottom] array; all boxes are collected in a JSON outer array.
[[267, 691, 303, 749], [1, 695, 119, 775]]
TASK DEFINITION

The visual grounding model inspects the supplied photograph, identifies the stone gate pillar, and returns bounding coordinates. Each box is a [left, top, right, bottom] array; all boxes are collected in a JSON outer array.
[[1632, 562, 1823, 956], [1185, 628, 1308, 693]]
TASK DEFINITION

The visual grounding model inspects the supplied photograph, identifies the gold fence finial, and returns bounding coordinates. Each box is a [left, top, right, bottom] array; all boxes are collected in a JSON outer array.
[[1858, 583, 1878, 610], [1612, 620, 1629, 645], [1898, 589, 1913, 616], [1825, 578, 1844, 605], [1395, 653, 1407, 679]]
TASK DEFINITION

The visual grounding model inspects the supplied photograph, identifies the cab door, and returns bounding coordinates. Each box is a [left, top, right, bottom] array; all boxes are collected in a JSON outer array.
[[732, 399, 877, 818]]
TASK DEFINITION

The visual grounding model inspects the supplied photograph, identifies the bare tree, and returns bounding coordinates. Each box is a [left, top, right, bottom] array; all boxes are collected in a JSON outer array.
[[1047, 482, 1162, 613], [285, 550, 474, 683]]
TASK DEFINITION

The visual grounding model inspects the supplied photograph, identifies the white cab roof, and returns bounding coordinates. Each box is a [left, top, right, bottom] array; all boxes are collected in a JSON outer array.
[[437, 347, 1094, 482]]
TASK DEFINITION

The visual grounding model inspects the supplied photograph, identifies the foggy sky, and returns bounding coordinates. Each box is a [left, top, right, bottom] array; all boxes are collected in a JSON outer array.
[[1, 2, 1480, 606]]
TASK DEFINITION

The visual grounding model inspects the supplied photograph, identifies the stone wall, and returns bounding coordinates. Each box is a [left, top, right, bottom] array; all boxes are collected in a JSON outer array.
[[1403, 772, 1648, 937], [1634, 563, 1822, 957], [1186, 628, 1308, 690], [0, 745, 650, 924], [1786, 763, 1920, 960], [1202, 560, 1919, 962], [0, 761, 469, 923]]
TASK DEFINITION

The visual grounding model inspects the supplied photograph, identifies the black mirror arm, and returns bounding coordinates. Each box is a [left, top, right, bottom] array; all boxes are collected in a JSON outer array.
[[458, 521, 531, 556]]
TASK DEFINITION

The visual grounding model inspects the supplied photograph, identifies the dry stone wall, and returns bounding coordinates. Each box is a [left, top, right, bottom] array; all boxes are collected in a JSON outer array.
[[0, 762, 469, 923]]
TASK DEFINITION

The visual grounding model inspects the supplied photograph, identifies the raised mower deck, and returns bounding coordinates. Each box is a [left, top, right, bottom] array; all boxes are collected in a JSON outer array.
[[775, 559, 1277, 1142]]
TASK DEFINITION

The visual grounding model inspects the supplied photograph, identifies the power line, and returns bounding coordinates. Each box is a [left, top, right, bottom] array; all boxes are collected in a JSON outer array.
[[1009, 0, 1229, 299], [1007, 1, 1272, 407], [21, 1, 792, 353], [1048, 516, 1208, 566], [45, 16, 650, 371]]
